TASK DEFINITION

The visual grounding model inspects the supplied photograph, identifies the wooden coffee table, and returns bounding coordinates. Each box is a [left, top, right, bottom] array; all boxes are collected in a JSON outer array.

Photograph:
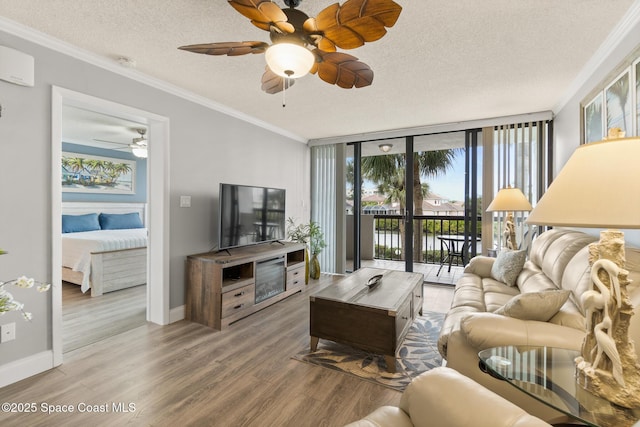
[[309, 268, 424, 373]]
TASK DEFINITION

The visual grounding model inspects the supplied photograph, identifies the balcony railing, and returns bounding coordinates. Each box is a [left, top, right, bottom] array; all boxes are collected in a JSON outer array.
[[372, 214, 482, 267]]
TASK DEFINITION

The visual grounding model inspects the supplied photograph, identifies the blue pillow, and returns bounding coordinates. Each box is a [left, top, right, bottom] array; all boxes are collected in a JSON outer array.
[[62, 213, 101, 233], [99, 212, 144, 230]]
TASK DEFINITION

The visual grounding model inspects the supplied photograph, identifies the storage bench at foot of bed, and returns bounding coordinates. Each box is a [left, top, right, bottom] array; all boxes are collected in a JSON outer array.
[[62, 247, 147, 297]]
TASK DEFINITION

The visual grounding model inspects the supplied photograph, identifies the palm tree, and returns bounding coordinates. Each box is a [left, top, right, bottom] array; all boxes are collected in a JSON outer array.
[[112, 162, 132, 176], [84, 159, 105, 183], [411, 150, 460, 262], [64, 157, 89, 185], [361, 149, 460, 262]]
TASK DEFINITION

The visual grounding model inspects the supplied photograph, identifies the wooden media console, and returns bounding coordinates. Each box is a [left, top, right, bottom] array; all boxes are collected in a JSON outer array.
[[186, 242, 306, 330]]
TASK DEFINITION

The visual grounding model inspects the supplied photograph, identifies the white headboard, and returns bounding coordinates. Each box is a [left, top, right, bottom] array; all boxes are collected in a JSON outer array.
[[61, 202, 147, 226]]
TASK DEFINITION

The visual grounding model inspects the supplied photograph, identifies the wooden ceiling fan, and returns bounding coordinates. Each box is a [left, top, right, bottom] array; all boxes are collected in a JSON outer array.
[[178, 0, 402, 94]]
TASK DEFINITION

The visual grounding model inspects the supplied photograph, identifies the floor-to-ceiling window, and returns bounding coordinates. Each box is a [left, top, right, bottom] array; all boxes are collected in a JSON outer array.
[[311, 120, 551, 279], [484, 121, 552, 253]]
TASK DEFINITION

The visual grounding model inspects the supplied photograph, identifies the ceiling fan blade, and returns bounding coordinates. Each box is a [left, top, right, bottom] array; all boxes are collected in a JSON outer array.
[[303, 18, 335, 52], [178, 41, 269, 56], [261, 67, 295, 94], [312, 50, 373, 89], [228, 0, 295, 34], [312, 0, 402, 50], [93, 138, 130, 147]]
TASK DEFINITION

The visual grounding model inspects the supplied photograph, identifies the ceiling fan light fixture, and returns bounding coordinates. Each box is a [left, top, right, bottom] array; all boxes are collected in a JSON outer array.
[[131, 145, 148, 158], [265, 42, 314, 78]]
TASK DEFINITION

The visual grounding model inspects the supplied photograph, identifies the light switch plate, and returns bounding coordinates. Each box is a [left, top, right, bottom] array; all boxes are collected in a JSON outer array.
[[180, 195, 191, 208]]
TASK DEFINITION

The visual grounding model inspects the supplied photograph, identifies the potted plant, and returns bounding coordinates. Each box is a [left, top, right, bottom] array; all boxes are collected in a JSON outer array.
[[308, 221, 326, 280], [286, 218, 310, 284]]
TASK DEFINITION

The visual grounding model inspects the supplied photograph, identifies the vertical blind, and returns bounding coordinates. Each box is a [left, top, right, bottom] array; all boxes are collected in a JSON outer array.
[[311, 144, 337, 273], [491, 121, 550, 251]]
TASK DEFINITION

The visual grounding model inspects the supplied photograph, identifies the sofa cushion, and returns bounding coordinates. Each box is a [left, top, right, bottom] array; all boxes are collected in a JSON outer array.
[[494, 290, 571, 322], [482, 278, 520, 312], [345, 406, 413, 427], [399, 367, 552, 427], [528, 229, 573, 267], [540, 233, 597, 288], [560, 245, 593, 314], [548, 302, 585, 330], [517, 264, 557, 294], [490, 250, 526, 286]]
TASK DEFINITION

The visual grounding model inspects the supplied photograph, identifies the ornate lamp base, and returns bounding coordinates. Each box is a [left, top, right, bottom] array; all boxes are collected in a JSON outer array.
[[575, 230, 640, 409]]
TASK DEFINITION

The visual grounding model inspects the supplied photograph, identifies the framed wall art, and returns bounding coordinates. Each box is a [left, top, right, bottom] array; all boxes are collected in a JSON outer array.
[[62, 152, 136, 194], [584, 93, 604, 143], [605, 69, 631, 136], [581, 45, 640, 144]]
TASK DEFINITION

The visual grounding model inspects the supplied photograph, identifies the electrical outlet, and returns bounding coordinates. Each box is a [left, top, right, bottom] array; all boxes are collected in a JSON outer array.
[[1, 323, 16, 343]]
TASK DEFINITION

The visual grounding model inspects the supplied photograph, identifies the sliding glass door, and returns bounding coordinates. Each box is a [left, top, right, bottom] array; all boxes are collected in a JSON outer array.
[[345, 130, 482, 280]]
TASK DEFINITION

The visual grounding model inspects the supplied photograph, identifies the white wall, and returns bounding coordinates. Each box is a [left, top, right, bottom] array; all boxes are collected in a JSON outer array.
[[553, 8, 640, 247], [0, 28, 309, 367]]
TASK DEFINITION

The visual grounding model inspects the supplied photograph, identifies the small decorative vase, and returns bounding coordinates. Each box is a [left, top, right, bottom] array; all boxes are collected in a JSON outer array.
[[310, 253, 320, 280], [304, 247, 310, 285]]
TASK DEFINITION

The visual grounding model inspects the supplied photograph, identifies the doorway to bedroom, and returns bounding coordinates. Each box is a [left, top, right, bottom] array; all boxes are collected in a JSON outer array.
[[52, 86, 170, 367], [59, 105, 149, 352]]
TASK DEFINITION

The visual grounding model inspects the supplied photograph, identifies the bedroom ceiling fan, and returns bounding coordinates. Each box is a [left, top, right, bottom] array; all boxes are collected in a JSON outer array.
[[129, 128, 148, 158], [93, 128, 148, 158], [178, 0, 402, 95]]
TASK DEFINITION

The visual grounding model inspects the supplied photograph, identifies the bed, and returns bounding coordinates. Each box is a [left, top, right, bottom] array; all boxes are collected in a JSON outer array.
[[61, 202, 148, 297]]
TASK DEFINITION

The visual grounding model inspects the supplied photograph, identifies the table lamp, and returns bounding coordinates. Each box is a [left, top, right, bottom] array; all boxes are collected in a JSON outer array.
[[526, 134, 640, 408], [486, 186, 533, 250]]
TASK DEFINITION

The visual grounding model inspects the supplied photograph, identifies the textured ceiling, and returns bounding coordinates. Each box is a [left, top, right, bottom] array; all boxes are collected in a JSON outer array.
[[0, 0, 635, 142]]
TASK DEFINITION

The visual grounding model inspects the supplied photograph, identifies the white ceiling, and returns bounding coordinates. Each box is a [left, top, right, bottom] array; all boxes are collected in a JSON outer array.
[[61, 105, 147, 151], [0, 0, 636, 142]]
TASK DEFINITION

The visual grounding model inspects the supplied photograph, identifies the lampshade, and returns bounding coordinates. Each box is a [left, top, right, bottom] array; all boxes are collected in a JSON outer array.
[[265, 43, 315, 78], [486, 186, 532, 212], [526, 137, 640, 228]]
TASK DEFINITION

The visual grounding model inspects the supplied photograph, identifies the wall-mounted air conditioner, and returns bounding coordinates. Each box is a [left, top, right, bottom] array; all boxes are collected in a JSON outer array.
[[0, 45, 35, 87]]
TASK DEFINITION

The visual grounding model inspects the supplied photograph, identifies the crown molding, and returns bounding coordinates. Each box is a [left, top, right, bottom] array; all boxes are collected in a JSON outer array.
[[553, 0, 640, 114], [0, 16, 307, 144]]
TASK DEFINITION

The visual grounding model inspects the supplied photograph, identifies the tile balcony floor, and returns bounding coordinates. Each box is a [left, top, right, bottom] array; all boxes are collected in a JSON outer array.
[[348, 259, 465, 286]]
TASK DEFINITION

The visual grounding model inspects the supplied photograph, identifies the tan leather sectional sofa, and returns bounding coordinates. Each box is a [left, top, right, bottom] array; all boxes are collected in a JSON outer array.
[[437, 228, 640, 423]]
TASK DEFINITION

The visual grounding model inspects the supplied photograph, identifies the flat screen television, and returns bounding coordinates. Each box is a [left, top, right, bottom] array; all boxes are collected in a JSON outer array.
[[218, 183, 286, 250]]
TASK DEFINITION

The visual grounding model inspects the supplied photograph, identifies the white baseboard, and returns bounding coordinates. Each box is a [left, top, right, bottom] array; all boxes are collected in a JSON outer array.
[[0, 350, 54, 388], [169, 305, 185, 324]]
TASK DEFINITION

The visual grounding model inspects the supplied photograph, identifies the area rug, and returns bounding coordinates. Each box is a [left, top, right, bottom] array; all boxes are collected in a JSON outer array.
[[292, 311, 445, 391]]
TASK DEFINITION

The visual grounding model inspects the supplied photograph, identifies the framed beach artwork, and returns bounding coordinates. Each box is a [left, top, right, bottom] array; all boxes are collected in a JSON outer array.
[[62, 152, 136, 194], [605, 68, 631, 137], [583, 93, 604, 143]]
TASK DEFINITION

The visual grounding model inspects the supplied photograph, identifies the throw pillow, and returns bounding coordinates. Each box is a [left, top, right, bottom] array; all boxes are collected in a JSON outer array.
[[494, 290, 571, 322], [99, 212, 144, 230], [62, 213, 101, 233], [490, 249, 526, 286]]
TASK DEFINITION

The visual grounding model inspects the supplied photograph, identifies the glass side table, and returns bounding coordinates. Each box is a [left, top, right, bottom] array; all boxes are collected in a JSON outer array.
[[478, 346, 640, 427]]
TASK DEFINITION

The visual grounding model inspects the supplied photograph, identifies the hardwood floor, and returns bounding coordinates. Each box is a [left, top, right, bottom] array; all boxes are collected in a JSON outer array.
[[62, 282, 147, 352], [1, 275, 453, 427]]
